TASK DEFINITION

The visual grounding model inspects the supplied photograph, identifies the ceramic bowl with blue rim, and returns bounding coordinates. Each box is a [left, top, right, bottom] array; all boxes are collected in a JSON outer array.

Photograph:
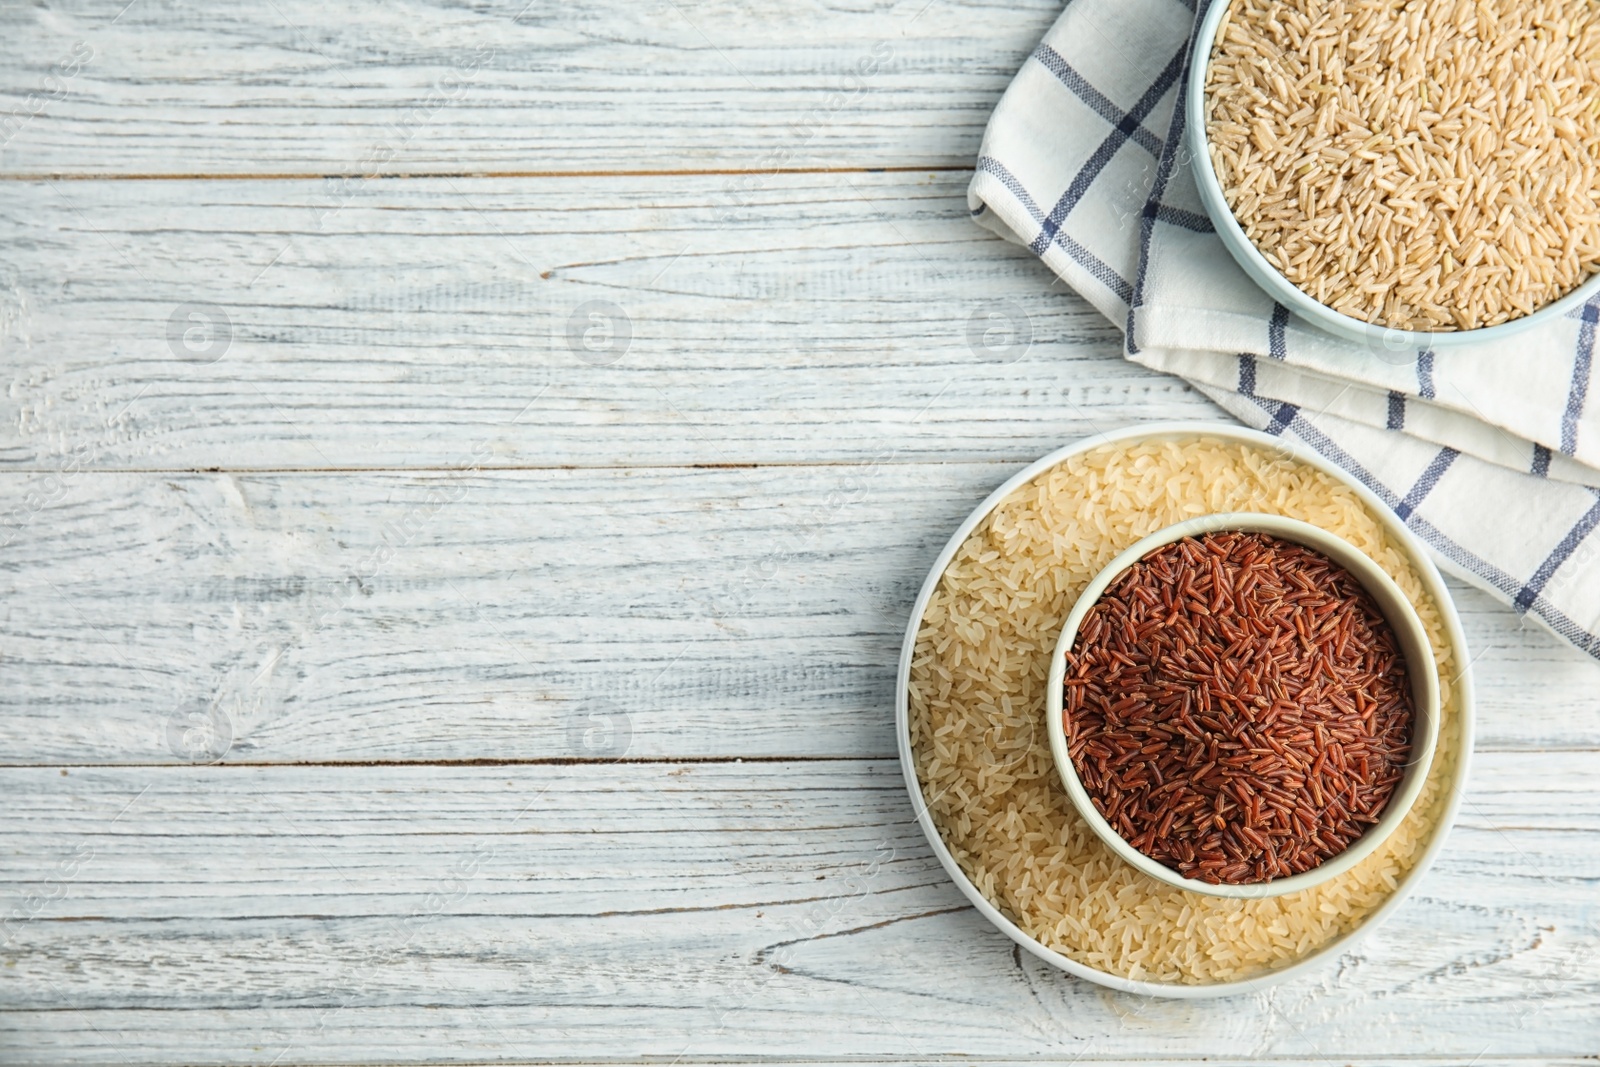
[[1183, 0, 1600, 351]]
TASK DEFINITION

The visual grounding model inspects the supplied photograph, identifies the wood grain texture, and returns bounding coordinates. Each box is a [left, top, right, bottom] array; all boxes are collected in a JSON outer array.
[[0, 171, 1215, 471], [2, 0, 1598, 1060], [1, 760, 1597, 1063], [3, 464, 1599, 764], [0, 0, 1057, 175]]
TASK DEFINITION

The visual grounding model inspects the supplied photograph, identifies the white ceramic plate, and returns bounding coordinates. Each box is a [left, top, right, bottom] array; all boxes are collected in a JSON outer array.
[[894, 421, 1475, 998]]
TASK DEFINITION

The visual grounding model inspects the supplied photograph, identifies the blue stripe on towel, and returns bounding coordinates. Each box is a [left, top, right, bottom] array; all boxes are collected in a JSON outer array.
[[1386, 391, 1406, 430], [1516, 491, 1600, 610], [1560, 300, 1598, 455], [1030, 42, 1187, 257], [1393, 447, 1458, 521], [1030, 44, 1165, 158], [1268, 304, 1288, 360]]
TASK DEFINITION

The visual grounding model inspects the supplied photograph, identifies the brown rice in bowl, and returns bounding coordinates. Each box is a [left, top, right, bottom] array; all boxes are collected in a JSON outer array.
[[1203, 0, 1600, 332], [902, 426, 1470, 988]]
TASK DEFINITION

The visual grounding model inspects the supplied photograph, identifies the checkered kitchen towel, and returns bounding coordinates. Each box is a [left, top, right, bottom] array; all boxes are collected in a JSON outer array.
[[970, 0, 1600, 659]]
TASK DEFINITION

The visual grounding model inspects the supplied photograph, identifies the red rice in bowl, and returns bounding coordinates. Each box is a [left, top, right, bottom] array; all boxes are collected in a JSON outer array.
[[1064, 531, 1415, 886], [907, 437, 1461, 984]]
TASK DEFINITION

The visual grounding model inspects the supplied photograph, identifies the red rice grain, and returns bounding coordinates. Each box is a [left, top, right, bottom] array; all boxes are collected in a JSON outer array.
[[1062, 530, 1414, 885]]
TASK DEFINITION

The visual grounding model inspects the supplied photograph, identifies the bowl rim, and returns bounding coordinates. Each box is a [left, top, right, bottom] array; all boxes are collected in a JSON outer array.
[[1183, 0, 1600, 349], [893, 420, 1475, 998], [1043, 511, 1441, 900]]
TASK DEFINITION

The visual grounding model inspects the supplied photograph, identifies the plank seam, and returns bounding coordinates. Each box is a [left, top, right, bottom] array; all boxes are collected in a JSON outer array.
[[0, 165, 975, 182], [1, 746, 1594, 770]]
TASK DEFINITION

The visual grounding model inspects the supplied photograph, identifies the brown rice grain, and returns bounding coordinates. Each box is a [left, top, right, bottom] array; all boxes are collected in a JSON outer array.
[[1204, 0, 1600, 331]]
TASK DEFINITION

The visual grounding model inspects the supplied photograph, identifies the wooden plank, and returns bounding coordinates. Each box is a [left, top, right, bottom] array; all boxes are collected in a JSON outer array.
[[0, 0, 1059, 175], [0, 171, 1208, 471], [1, 759, 1597, 1063], [2, 465, 1597, 765]]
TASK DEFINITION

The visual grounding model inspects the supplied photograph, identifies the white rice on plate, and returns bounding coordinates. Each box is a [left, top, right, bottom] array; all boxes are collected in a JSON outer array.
[[907, 437, 1461, 984]]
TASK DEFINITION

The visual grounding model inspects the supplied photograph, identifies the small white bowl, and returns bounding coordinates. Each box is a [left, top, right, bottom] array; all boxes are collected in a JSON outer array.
[[1045, 512, 1440, 899], [1184, 0, 1600, 350]]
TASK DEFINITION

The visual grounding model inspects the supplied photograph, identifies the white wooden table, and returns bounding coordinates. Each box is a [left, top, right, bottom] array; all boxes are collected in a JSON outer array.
[[2, 1, 1598, 1063]]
